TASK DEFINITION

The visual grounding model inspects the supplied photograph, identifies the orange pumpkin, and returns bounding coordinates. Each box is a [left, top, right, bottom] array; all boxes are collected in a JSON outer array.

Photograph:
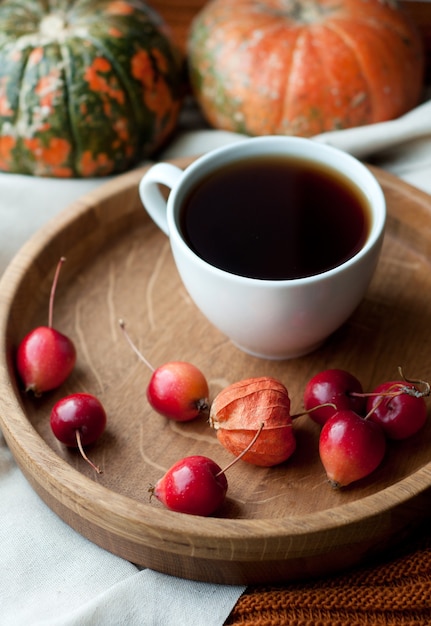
[[188, 0, 425, 137]]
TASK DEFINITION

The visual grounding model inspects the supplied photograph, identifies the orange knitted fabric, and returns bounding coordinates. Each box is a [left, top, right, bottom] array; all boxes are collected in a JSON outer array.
[[225, 526, 431, 626]]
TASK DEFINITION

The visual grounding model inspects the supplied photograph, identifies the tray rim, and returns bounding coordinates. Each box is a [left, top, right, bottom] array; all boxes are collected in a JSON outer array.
[[2, 158, 431, 578]]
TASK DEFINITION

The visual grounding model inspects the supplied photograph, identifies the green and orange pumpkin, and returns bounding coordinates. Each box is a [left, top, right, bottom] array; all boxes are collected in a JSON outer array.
[[188, 0, 425, 138], [0, 0, 185, 177]]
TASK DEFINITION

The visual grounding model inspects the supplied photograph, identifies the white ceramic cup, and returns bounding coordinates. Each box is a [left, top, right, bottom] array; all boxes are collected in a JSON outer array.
[[139, 136, 386, 360]]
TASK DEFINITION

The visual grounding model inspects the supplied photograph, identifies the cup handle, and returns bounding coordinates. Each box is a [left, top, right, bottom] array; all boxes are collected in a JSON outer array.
[[139, 163, 183, 236]]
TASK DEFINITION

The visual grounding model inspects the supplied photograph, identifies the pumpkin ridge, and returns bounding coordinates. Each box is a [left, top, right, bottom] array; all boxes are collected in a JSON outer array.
[[72, 30, 182, 170], [326, 16, 418, 122], [24, 40, 77, 176], [63, 9, 184, 163], [281, 27, 310, 133], [74, 31, 142, 153], [1, 47, 29, 130], [80, 30, 176, 150], [358, 17, 423, 115], [58, 41, 88, 176], [323, 20, 375, 122], [226, 18, 304, 134]]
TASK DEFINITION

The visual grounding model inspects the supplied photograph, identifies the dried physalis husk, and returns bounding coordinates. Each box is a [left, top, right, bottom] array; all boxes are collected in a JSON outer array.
[[209, 376, 296, 467]]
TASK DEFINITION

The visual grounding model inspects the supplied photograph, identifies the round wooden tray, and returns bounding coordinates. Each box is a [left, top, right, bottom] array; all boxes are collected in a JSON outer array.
[[1, 156, 431, 585]]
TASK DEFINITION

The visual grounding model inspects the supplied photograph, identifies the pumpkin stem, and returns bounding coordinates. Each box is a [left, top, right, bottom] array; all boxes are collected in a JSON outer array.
[[40, 14, 67, 37]]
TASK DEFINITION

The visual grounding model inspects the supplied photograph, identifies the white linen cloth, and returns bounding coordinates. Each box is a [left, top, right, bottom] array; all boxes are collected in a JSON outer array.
[[1, 99, 431, 626]]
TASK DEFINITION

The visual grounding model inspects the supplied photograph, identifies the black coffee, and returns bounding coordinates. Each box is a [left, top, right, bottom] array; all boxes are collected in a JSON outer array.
[[179, 155, 370, 280]]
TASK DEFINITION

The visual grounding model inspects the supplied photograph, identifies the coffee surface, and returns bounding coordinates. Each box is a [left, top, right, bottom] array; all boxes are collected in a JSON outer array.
[[180, 156, 370, 280]]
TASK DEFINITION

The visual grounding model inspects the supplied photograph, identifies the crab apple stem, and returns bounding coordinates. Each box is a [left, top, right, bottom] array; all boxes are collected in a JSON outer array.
[[216, 422, 265, 476], [361, 388, 405, 420], [118, 319, 154, 372], [48, 256, 66, 328], [351, 370, 431, 402], [398, 366, 431, 398], [364, 399, 383, 421], [291, 402, 337, 420], [363, 377, 430, 421], [75, 429, 103, 474]]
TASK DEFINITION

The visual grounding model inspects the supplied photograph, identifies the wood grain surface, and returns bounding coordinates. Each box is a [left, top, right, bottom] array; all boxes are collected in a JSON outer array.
[[1, 158, 431, 584]]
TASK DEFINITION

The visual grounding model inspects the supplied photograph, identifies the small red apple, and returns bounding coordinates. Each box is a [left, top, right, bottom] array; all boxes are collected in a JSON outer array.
[[303, 368, 365, 426], [319, 410, 386, 488], [119, 320, 209, 421], [16, 257, 76, 395]]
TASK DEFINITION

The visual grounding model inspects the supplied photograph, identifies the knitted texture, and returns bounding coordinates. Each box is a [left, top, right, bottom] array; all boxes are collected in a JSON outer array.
[[225, 526, 431, 626]]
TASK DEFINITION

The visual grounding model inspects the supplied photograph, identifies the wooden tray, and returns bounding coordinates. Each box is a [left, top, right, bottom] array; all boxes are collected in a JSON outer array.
[[1, 157, 431, 585]]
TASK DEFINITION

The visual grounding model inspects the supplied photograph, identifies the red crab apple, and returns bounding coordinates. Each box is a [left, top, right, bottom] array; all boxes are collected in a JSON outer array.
[[304, 368, 366, 426], [147, 361, 209, 421], [151, 424, 264, 515], [16, 257, 76, 395], [50, 393, 107, 473], [151, 455, 228, 516], [366, 379, 429, 440], [119, 320, 209, 421], [319, 409, 386, 488]]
